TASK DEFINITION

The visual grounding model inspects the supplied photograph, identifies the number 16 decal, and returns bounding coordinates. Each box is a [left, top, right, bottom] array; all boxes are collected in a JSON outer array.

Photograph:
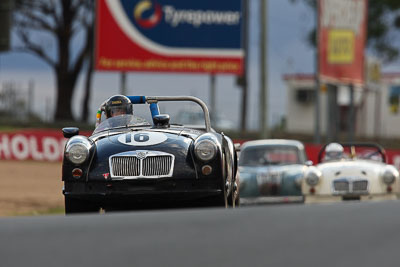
[[118, 132, 168, 146], [134, 133, 149, 142]]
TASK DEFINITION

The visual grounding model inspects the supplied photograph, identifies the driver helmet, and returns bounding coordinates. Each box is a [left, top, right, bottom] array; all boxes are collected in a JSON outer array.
[[104, 95, 133, 118], [324, 142, 344, 161]]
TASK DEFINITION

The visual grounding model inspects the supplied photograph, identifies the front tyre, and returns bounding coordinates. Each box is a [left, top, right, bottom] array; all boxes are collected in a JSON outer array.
[[65, 196, 100, 214], [228, 181, 240, 207]]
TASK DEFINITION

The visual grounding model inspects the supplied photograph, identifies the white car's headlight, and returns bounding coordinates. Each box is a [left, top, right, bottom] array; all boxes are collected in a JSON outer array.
[[306, 171, 320, 186], [194, 139, 217, 161], [382, 170, 396, 185], [66, 143, 89, 164]]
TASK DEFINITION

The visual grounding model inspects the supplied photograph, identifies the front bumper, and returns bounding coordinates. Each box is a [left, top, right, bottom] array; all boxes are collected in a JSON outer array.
[[304, 193, 398, 204], [240, 196, 304, 205], [63, 179, 223, 206]]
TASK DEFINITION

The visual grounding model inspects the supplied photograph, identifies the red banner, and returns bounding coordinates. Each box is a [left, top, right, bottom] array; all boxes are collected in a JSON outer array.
[[95, 0, 243, 74], [318, 0, 367, 85], [0, 130, 90, 162]]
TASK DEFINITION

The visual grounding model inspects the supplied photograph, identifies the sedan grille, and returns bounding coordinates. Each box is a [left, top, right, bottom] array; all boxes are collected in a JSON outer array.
[[332, 178, 368, 194], [109, 151, 175, 179]]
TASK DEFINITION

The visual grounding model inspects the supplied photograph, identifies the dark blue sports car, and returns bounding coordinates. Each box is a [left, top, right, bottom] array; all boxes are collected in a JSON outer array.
[[62, 96, 239, 213]]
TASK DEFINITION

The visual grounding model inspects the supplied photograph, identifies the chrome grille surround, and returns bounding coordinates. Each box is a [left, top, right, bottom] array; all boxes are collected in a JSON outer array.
[[332, 178, 369, 195], [109, 151, 175, 179]]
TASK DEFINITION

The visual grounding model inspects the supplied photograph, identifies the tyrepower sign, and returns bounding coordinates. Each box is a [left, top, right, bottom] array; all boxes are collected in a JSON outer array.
[[95, 0, 243, 74], [318, 0, 367, 85]]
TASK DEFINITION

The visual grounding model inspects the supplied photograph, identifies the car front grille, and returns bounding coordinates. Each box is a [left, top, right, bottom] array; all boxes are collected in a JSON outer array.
[[353, 180, 368, 192], [333, 180, 349, 192], [111, 156, 140, 177], [109, 151, 174, 179], [332, 179, 368, 194], [142, 156, 173, 176]]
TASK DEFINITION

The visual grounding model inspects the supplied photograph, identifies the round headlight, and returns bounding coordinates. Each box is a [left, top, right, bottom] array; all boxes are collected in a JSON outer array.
[[382, 170, 395, 185], [306, 172, 320, 186], [194, 140, 217, 161], [66, 143, 89, 164]]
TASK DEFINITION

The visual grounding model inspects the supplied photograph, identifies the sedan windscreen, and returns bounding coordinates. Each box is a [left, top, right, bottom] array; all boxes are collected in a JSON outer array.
[[239, 146, 300, 166]]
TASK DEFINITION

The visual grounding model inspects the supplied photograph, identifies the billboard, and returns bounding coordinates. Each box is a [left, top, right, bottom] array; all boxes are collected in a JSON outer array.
[[95, 0, 243, 74], [318, 0, 367, 85]]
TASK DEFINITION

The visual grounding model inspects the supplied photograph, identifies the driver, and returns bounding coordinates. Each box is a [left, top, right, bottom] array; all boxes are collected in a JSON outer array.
[[324, 143, 344, 161], [104, 95, 133, 118]]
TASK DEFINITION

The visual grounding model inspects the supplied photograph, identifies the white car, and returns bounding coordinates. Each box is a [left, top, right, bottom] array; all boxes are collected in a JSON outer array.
[[302, 143, 399, 203]]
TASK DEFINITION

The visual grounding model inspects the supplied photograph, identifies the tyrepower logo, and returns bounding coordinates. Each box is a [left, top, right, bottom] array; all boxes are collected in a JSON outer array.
[[133, 1, 241, 29], [163, 6, 241, 28], [134, 0, 163, 29]]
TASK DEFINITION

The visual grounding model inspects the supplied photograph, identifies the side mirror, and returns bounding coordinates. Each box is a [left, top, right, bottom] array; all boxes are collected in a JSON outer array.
[[305, 160, 313, 167], [153, 114, 170, 128], [62, 127, 80, 138]]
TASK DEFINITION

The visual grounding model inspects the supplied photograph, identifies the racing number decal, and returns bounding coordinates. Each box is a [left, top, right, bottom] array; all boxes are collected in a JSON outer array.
[[134, 133, 149, 142], [125, 133, 132, 143], [118, 132, 168, 146]]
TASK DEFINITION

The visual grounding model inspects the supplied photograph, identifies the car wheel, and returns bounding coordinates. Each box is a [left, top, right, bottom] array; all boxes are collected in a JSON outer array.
[[65, 196, 100, 214], [235, 195, 240, 206], [228, 189, 235, 207], [223, 151, 237, 208], [228, 181, 240, 208], [220, 152, 230, 208]]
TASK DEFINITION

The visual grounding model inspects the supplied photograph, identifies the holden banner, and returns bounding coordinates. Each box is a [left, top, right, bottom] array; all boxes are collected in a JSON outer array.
[[95, 0, 244, 74]]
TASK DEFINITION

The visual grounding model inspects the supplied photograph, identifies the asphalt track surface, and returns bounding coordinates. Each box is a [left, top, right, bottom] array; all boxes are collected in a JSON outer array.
[[1, 201, 400, 267]]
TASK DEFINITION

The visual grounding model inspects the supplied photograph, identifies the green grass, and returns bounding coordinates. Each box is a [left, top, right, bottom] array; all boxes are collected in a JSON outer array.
[[13, 206, 65, 217]]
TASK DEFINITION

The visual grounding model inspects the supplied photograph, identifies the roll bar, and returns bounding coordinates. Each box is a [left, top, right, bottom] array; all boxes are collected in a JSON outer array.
[[95, 96, 212, 132]]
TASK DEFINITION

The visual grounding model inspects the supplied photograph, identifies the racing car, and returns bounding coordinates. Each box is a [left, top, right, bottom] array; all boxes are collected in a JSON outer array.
[[302, 142, 399, 203], [62, 96, 239, 213], [239, 139, 310, 204]]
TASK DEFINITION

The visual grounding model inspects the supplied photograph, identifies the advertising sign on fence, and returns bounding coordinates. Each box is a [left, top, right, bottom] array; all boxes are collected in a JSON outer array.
[[318, 0, 367, 85], [5, 131, 400, 172], [95, 0, 243, 74], [0, 130, 89, 162]]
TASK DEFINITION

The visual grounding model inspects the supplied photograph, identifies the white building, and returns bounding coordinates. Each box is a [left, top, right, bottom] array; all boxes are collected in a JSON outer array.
[[283, 73, 400, 139]]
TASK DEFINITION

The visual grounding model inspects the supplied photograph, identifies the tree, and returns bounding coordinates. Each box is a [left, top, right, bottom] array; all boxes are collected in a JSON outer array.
[[81, 20, 94, 123], [13, 0, 94, 121], [291, 0, 400, 63]]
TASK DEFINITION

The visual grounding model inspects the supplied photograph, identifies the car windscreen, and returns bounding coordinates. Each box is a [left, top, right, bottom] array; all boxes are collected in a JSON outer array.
[[320, 146, 384, 163], [93, 114, 151, 134], [239, 145, 301, 167]]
